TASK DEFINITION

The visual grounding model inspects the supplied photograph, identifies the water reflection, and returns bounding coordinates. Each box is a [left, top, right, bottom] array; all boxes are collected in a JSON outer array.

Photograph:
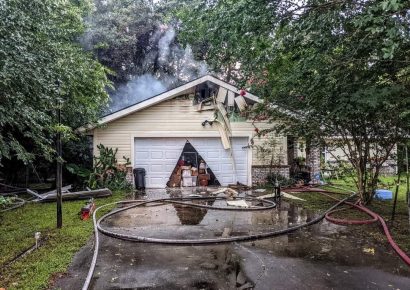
[[104, 188, 410, 276], [107, 190, 325, 239], [173, 202, 211, 225]]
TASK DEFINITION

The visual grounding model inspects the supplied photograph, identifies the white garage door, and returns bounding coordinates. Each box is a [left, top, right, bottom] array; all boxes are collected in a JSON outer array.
[[134, 137, 249, 188]]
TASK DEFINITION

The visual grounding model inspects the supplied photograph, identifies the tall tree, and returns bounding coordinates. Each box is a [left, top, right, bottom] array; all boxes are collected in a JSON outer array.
[[82, 0, 160, 84], [83, 0, 208, 114], [177, 0, 410, 202], [175, 0, 277, 83], [0, 0, 110, 165]]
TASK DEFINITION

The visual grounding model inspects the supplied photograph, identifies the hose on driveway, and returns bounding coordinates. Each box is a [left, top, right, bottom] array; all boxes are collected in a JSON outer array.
[[82, 193, 356, 290]]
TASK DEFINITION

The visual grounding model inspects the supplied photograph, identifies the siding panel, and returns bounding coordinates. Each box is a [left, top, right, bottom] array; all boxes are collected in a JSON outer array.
[[93, 98, 286, 166]]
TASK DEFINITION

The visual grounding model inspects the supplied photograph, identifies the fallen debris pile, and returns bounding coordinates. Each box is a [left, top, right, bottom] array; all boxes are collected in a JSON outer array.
[[0, 182, 112, 213], [39, 188, 112, 202]]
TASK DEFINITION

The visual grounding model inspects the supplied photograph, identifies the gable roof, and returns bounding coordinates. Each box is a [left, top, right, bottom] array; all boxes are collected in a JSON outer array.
[[80, 74, 260, 132]]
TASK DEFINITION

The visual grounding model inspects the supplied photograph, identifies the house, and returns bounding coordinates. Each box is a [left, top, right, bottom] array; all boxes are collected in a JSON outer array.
[[82, 75, 297, 188]]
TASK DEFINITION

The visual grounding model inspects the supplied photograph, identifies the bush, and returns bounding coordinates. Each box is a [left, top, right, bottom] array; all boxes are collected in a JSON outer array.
[[266, 173, 296, 187], [88, 144, 132, 191]]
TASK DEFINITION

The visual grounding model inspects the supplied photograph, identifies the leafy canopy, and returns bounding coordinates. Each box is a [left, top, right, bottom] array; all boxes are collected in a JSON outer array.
[[0, 0, 110, 164], [176, 0, 410, 201]]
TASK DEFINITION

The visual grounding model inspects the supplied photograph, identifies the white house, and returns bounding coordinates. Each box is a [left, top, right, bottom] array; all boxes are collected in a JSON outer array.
[[83, 75, 290, 188]]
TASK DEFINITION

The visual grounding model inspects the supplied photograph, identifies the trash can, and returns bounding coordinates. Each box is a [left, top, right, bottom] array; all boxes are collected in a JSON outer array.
[[133, 168, 146, 190]]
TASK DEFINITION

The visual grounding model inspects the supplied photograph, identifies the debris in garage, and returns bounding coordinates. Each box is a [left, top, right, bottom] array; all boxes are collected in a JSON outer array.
[[167, 141, 220, 187], [226, 200, 249, 208]]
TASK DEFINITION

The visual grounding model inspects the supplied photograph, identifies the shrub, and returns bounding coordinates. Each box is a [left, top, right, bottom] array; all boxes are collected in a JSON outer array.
[[266, 173, 296, 187], [87, 144, 132, 191]]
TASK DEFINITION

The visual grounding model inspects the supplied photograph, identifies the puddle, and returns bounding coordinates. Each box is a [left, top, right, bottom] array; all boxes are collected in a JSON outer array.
[[101, 188, 410, 282], [54, 188, 410, 290]]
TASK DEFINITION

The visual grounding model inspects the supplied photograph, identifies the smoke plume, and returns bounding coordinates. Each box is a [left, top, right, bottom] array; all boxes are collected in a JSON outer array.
[[107, 74, 167, 113], [106, 26, 208, 114]]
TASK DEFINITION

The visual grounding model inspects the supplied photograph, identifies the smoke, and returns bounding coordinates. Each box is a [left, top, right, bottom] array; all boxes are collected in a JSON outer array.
[[106, 25, 208, 114], [158, 28, 175, 64], [107, 74, 168, 113]]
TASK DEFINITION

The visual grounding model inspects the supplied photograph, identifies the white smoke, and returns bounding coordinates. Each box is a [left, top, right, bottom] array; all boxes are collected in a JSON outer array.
[[107, 74, 167, 113], [106, 25, 208, 114], [158, 28, 176, 64]]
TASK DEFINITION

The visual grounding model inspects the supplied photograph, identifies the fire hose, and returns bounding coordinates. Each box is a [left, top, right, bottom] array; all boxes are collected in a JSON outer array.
[[321, 191, 410, 267], [82, 193, 356, 290], [287, 186, 410, 267]]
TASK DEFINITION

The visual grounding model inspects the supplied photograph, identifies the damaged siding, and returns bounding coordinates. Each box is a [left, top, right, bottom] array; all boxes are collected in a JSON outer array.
[[93, 97, 287, 168]]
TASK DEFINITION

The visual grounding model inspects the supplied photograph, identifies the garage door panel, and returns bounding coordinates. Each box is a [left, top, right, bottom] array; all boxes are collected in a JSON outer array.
[[188, 137, 249, 186], [134, 138, 186, 188], [135, 137, 249, 188], [165, 151, 180, 159], [150, 151, 164, 159], [221, 163, 234, 171], [236, 163, 247, 170], [149, 177, 164, 186], [136, 151, 149, 159], [221, 176, 235, 184], [150, 164, 164, 172], [207, 151, 219, 158]]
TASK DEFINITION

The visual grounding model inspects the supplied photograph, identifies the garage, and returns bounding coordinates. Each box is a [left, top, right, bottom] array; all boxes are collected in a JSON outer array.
[[86, 75, 289, 188], [134, 137, 249, 188]]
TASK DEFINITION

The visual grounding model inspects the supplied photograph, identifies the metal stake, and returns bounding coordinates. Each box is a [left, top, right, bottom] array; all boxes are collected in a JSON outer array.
[[56, 102, 62, 228]]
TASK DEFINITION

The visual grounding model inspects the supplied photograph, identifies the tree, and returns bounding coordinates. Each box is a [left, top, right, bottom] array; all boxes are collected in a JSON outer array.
[[176, 0, 410, 203], [175, 0, 277, 83], [0, 0, 110, 166], [82, 0, 208, 114], [82, 0, 160, 84]]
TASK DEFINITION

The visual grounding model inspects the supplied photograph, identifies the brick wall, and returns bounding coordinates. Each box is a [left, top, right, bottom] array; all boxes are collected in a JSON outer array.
[[252, 166, 290, 186]]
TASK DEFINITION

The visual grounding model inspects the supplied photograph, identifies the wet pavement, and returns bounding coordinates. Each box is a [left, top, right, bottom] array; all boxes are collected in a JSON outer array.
[[52, 188, 410, 290]]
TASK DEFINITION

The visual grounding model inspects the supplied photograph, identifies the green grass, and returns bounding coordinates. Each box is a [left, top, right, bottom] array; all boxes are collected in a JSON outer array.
[[0, 190, 129, 290], [285, 176, 410, 253]]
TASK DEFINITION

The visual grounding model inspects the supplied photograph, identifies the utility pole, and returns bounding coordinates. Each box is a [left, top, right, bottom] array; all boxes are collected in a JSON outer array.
[[56, 99, 63, 228], [406, 145, 409, 205]]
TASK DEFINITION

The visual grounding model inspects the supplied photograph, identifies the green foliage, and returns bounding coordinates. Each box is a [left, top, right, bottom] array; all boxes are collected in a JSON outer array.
[[0, 196, 13, 207], [266, 173, 296, 187], [66, 163, 91, 178], [0, 0, 110, 165], [83, 0, 160, 83], [322, 160, 356, 182], [62, 135, 94, 188], [89, 144, 132, 190], [175, 0, 276, 82], [176, 0, 410, 203]]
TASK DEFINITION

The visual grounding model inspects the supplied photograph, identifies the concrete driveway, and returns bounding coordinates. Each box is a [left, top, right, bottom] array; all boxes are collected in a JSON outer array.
[[52, 188, 410, 290]]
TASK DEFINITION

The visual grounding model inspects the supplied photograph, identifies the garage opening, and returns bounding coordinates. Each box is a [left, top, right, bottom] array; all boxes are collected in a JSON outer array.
[[134, 137, 249, 188], [167, 141, 221, 187]]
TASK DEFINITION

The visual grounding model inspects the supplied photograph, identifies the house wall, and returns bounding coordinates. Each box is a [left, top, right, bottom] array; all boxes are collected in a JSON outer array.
[[92, 96, 288, 184], [324, 144, 397, 175]]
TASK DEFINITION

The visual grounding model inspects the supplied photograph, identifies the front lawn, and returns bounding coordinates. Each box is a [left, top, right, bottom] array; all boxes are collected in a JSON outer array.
[[0, 190, 129, 290]]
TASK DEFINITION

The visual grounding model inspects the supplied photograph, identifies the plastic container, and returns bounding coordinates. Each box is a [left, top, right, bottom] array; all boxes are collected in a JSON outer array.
[[192, 176, 198, 186], [374, 189, 393, 200], [133, 168, 146, 190], [182, 176, 193, 187], [182, 169, 192, 177]]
